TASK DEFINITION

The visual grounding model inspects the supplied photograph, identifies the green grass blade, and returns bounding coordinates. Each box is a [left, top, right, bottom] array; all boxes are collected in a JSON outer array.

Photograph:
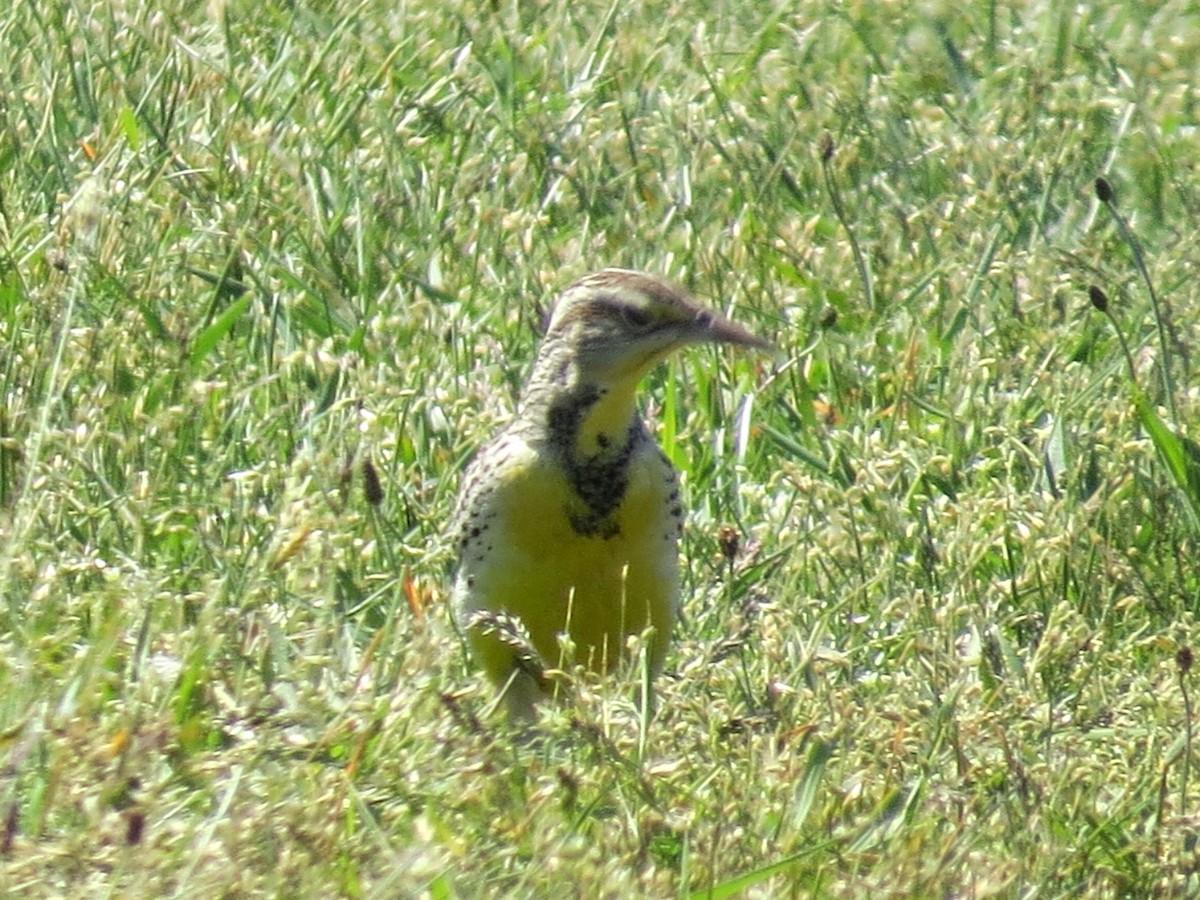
[[1134, 389, 1200, 531], [189, 295, 252, 367]]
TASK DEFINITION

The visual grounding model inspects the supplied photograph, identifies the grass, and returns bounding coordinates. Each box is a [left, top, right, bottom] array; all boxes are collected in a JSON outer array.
[[2, 0, 1199, 894]]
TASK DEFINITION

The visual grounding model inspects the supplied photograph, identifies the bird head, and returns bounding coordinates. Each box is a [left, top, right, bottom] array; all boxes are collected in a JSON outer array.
[[540, 269, 771, 386]]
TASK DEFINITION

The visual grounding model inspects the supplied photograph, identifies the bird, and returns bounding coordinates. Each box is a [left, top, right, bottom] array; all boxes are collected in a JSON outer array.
[[449, 268, 770, 719]]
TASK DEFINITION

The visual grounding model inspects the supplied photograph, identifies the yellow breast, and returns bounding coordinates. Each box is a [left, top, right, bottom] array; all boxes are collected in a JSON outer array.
[[453, 434, 680, 684]]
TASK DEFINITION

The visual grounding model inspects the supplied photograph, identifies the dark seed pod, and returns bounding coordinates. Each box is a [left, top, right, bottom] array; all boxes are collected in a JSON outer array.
[[126, 810, 145, 846], [1094, 177, 1114, 204], [717, 524, 740, 563], [1178, 645, 1194, 675], [362, 457, 383, 506], [1088, 285, 1110, 313], [819, 132, 835, 162]]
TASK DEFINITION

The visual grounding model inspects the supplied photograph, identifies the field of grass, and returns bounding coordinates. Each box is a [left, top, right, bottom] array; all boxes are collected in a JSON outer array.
[[2, 0, 1200, 895]]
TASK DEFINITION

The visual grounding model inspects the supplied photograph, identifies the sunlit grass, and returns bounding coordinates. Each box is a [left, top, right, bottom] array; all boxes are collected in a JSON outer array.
[[1, 0, 1199, 895]]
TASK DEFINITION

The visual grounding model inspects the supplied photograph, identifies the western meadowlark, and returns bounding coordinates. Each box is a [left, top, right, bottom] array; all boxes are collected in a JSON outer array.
[[450, 268, 769, 719]]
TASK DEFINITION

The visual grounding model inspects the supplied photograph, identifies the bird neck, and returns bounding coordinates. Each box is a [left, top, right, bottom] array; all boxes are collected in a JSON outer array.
[[517, 343, 649, 536], [576, 378, 642, 458], [522, 347, 641, 460]]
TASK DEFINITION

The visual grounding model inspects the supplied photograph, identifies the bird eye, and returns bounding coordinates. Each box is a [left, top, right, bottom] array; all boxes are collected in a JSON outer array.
[[619, 305, 653, 329]]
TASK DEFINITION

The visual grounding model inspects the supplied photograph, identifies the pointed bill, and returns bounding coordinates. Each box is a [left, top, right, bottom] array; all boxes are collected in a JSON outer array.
[[695, 308, 774, 352]]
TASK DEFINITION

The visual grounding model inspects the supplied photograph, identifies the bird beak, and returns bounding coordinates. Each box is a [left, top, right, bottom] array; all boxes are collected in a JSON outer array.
[[692, 309, 774, 353]]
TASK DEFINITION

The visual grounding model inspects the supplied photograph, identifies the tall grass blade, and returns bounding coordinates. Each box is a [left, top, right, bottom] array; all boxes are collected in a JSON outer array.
[[1133, 389, 1200, 532], [189, 296, 252, 366]]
